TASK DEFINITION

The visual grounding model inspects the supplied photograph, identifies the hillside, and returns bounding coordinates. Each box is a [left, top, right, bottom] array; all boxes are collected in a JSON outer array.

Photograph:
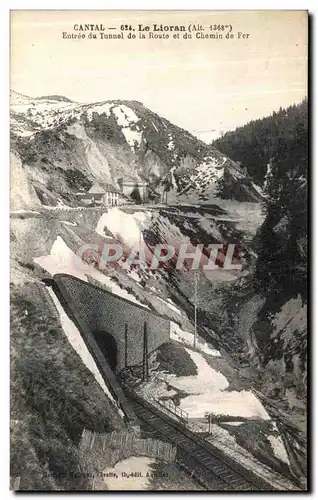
[[10, 91, 263, 209], [212, 100, 308, 187], [216, 101, 308, 451], [10, 91, 307, 490]]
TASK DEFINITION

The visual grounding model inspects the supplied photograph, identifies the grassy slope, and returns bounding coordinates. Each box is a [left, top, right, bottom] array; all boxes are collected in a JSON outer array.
[[10, 279, 124, 490]]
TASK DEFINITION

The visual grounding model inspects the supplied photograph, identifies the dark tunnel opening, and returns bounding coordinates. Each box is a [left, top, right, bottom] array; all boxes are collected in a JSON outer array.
[[91, 330, 118, 372]]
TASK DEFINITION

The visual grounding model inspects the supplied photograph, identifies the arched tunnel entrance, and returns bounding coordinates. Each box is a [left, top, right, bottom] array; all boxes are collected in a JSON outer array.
[[91, 330, 118, 372]]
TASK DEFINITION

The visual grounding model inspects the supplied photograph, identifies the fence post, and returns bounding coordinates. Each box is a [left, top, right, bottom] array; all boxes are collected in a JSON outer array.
[[90, 432, 95, 450]]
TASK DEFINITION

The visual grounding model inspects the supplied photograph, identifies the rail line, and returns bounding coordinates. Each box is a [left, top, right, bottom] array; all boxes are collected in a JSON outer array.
[[125, 389, 276, 491]]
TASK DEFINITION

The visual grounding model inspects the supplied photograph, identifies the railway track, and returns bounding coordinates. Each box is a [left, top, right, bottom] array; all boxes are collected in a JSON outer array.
[[125, 389, 275, 491]]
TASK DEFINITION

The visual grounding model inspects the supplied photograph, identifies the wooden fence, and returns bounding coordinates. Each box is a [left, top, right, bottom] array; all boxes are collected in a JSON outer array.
[[80, 429, 176, 464]]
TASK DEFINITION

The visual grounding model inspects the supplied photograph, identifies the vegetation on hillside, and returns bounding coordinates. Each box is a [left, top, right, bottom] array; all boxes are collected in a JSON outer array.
[[213, 100, 308, 186], [213, 100, 308, 303], [218, 100, 308, 400], [254, 101, 308, 302], [10, 281, 124, 490]]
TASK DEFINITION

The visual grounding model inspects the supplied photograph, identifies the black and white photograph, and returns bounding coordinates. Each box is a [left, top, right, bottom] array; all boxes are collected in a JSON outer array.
[[9, 10, 308, 491]]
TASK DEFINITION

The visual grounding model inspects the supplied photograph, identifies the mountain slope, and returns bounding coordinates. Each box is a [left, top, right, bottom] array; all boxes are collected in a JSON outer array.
[[10, 91, 263, 208], [212, 100, 308, 187], [218, 100, 308, 444]]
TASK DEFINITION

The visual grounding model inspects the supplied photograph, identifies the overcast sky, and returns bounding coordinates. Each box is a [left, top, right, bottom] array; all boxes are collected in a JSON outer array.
[[11, 10, 307, 142]]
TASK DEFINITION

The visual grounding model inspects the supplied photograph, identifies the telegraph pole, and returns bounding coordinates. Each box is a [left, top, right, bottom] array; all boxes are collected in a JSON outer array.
[[142, 322, 149, 381], [124, 323, 128, 368], [194, 271, 198, 349]]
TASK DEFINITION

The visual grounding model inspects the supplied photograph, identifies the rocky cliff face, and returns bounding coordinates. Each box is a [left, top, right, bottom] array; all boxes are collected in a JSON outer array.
[[10, 91, 263, 209]]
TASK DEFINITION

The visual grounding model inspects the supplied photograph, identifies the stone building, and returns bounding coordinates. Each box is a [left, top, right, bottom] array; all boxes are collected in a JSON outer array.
[[76, 183, 122, 206], [118, 178, 148, 204]]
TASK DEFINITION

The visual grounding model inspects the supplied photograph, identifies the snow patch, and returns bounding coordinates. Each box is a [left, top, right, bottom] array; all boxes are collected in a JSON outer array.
[[170, 321, 221, 357], [112, 105, 142, 150], [86, 102, 112, 120], [161, 347, 270, 420], [223, 421, 244, 426], [112, 104, 139, 127], [180, 391, 270, 420], [96, 208, 144, 247], [165, 348, 229, 395], [103, 456, 155, 490], [34, 236, 148, 308], [167, 134, 174, 151], [34, 236, 89, 281], [156, 297, 183, 316], [62, 220, 77, 226], [252, 182, 264, 196], [267, 435, 290, 466]]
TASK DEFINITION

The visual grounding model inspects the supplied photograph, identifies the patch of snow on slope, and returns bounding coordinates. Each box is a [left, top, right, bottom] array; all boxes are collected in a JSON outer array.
[[122, 127, 142, 149], [163, 348, 270, 420], [11, 209, 40, 215], [112, 105, 142, 149], [127, 269, 142, 282], [252, 182, 264, 196], [131, 211, 151, 226], [156, 297, 183, 316], [86, 102, 112, 120], [62, 220, 77, 226], [170, 321, 221, 357], [181, 391, 270, 420], [34, 236, 148, 308], [169, 166, 178, 189], [271, 294, 307, 348], [198, 217, 223, 241], [103, 457, 155, 490], [178, 156, 227, 199], [166, 348, 229, 394], [267, 435, 290, 466], [96, 208, 144, 247], [112, 105, 139, 127], [11, 95, 83, 132], [34, 236, 88, 280], [167, 134, 174, 151], [47, 287, 118, 407]]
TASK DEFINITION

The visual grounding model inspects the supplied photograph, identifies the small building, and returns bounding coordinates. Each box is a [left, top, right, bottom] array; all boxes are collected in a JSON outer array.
[[76, 183, 122, 206], [88, 183, 106, 205], [118, 178, 148, 204], [101, 183, 121, 206]]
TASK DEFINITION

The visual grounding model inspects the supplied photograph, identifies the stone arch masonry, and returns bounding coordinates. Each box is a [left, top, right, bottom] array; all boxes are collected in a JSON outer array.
[[51, 274, 170, 423], [53, 273, 170, 372]]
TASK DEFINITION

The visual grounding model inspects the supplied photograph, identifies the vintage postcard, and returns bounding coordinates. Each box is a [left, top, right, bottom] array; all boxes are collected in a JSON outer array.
[[10, 10, 308, 491]]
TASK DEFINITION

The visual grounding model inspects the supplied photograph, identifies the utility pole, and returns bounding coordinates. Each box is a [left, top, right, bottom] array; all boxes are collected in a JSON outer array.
[[124, 323, 128, 368], [205, 412, 212, 434], [194, 271, 198, 349], [142, 322, 149, 381]]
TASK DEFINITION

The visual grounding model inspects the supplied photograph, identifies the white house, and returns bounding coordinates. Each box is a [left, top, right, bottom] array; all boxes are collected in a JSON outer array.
[[76, 183, 122, 206]]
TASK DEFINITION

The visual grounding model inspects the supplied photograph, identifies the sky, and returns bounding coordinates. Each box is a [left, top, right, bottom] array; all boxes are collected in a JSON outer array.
[[10, 10, 308, 142]]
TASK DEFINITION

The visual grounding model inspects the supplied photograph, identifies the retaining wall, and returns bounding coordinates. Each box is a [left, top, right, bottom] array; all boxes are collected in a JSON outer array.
[[53, 273, 170, 372]]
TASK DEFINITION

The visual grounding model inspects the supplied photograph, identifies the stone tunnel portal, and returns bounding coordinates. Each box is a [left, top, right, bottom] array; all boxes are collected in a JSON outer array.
[[92, 330, 118, 372]]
